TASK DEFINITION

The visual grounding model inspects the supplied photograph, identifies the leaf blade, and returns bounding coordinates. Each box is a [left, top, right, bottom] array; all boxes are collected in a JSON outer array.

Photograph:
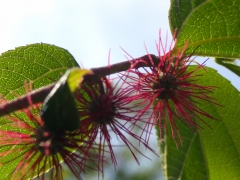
[[0, 43, 80, 179], [0, 43, 79, 100], [169, 0, 240, 58], [158, 66, 240, 180]]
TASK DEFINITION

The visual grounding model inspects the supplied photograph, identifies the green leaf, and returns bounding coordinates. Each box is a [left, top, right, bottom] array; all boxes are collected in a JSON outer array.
[[169, 0, 240, 58], [215, 58, 240, 77], [158, 66, 240, 180], [0, 43, 79, 100], [41, 68, 92, 132], [0, 44, 79, 179], [0, 68, 92, 179]]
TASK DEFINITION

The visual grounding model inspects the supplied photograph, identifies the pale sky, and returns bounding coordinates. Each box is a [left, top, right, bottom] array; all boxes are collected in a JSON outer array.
[[0, 1, 239, 179], [0, 1, 238, 90]]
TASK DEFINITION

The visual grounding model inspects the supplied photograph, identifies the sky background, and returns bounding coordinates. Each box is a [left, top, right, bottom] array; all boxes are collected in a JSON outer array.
[[0, 1, 239, 180], [0, 1, 239, 89]]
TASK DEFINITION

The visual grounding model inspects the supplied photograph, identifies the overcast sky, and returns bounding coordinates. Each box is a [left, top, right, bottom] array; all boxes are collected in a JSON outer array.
[[0, 0, 238, 91]]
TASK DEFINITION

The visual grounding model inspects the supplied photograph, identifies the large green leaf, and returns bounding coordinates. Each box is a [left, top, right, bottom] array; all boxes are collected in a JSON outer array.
[[0, 43, 79, 179], [169, 0, 240, 58], [0, 43, 79, 100], [158, 66, 240, 180]]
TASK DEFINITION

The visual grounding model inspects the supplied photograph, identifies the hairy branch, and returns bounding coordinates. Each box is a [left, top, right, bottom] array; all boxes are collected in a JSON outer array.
[[0, 54, 159, 117]]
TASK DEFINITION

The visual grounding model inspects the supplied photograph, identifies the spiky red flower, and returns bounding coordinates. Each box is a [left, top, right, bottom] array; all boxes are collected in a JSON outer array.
[[74, 76, 156, 170], [0, 96, 99, 180], [125, 31, 219, 146]]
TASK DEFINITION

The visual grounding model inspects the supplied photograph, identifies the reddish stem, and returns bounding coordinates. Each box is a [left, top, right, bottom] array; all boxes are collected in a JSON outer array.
[[0, 54, 159, 117]]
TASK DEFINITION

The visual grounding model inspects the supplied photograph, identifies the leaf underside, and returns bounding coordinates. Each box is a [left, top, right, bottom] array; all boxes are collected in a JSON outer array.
[[0, 43, 79, 179], [158, 66, 240, 180], [0, 43, 79, 100]]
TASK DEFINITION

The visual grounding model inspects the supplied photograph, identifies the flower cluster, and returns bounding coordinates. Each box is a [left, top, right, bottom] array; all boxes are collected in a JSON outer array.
[[0, 32, 220, 179], [0, 74, 158, 179]]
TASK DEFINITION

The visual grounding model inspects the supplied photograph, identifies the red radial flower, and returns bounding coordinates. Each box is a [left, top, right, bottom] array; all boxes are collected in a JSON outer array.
[[74, 76, 157, 170], [125, 31, 220, 146], [0, 96, 99, 180]]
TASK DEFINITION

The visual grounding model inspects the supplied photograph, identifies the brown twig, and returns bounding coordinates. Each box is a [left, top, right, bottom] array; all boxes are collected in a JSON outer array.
[[0, 54, 159, 117]]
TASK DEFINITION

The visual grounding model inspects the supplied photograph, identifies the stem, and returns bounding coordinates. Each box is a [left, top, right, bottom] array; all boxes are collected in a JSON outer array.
[[0, 54, 159, 117], [0, 84, 54, 117]]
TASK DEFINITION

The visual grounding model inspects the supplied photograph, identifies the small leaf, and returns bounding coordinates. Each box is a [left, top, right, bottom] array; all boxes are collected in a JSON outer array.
[[67, 68, 93, 92], [40, 68, 92, 132], [158, 66, 240, 180], [169, 0, 240, 58], [215, 58, 240, 77]]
